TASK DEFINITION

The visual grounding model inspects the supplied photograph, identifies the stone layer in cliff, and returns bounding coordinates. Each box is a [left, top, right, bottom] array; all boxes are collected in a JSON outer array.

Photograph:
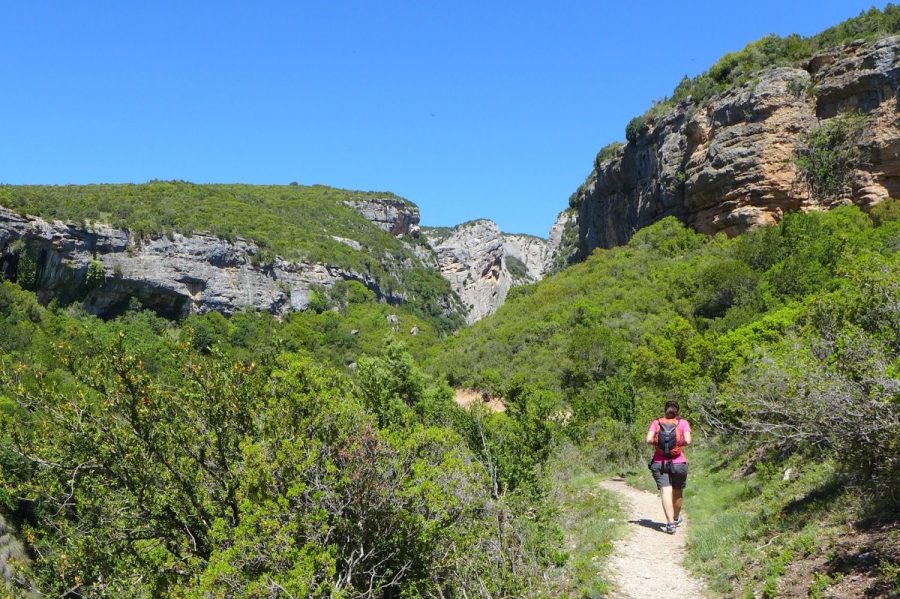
[[0, 207, 409, 319], [423, 212, 573, 323], [574, 36, 900, 258]]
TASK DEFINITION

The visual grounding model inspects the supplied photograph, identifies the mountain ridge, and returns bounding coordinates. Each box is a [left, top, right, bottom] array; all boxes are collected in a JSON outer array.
[[0, 183, 573, 326]]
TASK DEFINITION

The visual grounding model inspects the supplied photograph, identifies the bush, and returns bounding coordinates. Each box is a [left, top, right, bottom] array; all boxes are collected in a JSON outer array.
[[505, 255, 528, 280], [700, 337, 899, 491], [628, 216, 706, 256], [307, 288, 330, 314], [594, 141, 624, 168], [85, 259, 105, 290], [625, 115, 647, 142], [870, 197, 900, 225], [0, 326, 559, 596], [794, 112, 868, 199]]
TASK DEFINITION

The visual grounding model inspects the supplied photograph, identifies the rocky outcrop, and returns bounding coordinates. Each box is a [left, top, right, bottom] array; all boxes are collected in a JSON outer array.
[[574, 36, 900, 257], [425, 220, 512, 324], [0, 207, 406, 318], [0, 196, 557, 324], [544, 210, 579, 272], [0, 514, 34, 596], [345, 197, 420, 236], [424, 216, 573, 322], [502, 234, 548, 280], [547, 210, 576, 254]]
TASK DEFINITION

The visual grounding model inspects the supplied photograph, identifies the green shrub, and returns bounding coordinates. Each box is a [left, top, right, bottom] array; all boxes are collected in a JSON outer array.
[[628, 216, 706, 256], [594, 141, 624, 168], [0, 316, 561, 596], [16, 251, 37, 290], [794, 112, 868, 199], [625, 115, 647, 142], [870, 197, 900, 225], [505, 255, 528, 280], [85, 258, 105, 290]]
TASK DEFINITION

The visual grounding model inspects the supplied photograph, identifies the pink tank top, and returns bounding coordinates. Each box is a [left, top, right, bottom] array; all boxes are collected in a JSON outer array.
[[649, 418, 691, 464]]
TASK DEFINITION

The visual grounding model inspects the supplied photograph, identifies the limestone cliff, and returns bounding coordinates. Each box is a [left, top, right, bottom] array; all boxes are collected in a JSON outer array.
[[423, 214, 572, 323], [424, 221, 512, 324], [344, 197, 421, 236], [573, 36, 900, 257], [502, 234, 549, 281], [0, 207, 410, 318], [545, 209, 579, 272]]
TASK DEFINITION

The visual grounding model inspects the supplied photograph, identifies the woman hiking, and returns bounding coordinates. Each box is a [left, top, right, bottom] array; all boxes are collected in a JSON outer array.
[[645, 400, 692, 534]]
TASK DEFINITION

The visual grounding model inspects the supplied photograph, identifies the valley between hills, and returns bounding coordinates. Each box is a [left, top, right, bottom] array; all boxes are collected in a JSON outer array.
[[1, 6, 899, 598]]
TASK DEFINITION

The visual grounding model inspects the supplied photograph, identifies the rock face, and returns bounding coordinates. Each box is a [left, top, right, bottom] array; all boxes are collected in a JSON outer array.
[[547, 210, 576, 254], [424, 216, 571, 323], [574, 36, 900, 257], [425, 221, 512, 324], [0, 207, 405, 318], [502, 234, 549, 280], [0, 191, 560, 324], [544, 209, 579, 272], [0, 515, 32, 595], [345, 197, 420, 236]]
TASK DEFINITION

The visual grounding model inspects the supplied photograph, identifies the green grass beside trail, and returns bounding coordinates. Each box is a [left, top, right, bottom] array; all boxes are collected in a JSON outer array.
[[431, 204, 898, 596], [548, 445, 625, 598], [684, 444, 842, 597], [625, 442, 897, 598]]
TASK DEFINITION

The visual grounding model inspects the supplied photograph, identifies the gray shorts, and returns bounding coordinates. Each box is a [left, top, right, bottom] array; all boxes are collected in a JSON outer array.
[[650, 461, 689, 489]]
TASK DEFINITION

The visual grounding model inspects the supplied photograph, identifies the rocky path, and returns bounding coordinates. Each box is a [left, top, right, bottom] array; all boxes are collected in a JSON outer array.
[[600, 478, 708, 598]]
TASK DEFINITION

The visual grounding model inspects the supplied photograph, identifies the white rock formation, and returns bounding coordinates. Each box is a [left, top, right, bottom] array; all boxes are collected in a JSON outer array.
[[425, 220, 512, 324], [423, 213, 574, 322], [0, 207, 406, 318]]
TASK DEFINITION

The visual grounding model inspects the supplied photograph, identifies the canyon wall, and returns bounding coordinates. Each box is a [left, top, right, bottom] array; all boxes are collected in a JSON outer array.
[[573, 36, 900, 258], [0, 206, 410, 319]]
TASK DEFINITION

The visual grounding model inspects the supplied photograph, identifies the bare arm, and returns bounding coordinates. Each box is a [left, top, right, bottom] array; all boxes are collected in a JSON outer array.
[[645, 424, 656, 445], [683, 429, 692, 446]]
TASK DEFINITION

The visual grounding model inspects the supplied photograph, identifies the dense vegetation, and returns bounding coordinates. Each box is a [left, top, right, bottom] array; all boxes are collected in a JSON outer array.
[[433, 202, 900, 476], [1, 6, 897, 596], [0, 182, 463, 331], [622, 5, 900, 141], [428, 202, 899, 594], [1, 198, 897, 596], [0, 278, 601, 597]]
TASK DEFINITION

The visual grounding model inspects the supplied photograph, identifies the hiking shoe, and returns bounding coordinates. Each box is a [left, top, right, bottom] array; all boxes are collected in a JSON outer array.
[[664, 523, 677, 534], [674, 515, 684, 527]]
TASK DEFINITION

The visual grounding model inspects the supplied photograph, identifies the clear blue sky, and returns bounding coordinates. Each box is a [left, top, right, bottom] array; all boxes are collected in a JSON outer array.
[[0, 1, 885, 236]]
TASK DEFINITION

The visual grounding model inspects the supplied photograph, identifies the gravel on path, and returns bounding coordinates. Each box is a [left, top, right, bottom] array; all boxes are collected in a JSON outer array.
[[599, 478, 708, 599]]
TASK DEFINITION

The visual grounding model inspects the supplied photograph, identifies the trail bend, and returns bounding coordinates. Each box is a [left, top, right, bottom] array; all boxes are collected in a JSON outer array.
[[600, 478, 708, 599]]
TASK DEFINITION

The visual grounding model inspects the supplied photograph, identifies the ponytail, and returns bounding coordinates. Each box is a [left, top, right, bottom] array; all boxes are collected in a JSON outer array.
[[664, 400, 680, 419]]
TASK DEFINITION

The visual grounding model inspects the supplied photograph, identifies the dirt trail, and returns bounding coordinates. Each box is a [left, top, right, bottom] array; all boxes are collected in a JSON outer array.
[[600, 478, 708, 598]]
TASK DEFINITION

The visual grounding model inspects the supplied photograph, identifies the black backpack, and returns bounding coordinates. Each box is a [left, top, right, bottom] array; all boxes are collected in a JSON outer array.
[[655, 418, 683, 459]]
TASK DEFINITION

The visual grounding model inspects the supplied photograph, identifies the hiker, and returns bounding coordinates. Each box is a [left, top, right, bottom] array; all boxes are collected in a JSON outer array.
[[646, 400, 692, 534]]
